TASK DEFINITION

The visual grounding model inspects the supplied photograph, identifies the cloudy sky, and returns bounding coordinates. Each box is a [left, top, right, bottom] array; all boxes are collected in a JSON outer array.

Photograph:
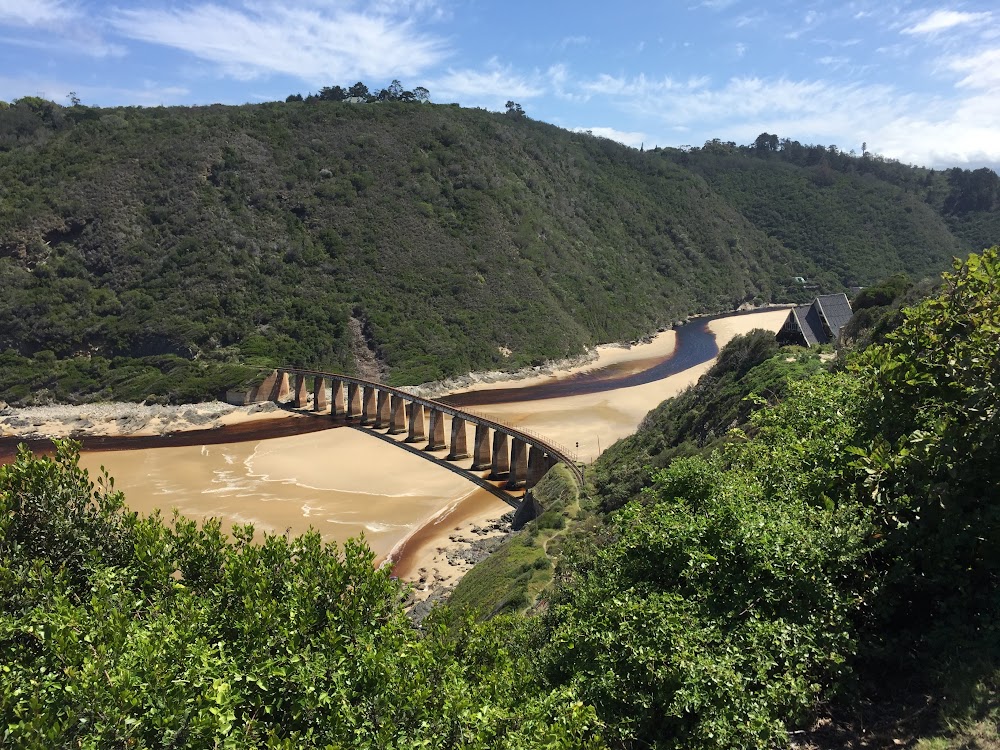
[[1, 0, 998, 169]]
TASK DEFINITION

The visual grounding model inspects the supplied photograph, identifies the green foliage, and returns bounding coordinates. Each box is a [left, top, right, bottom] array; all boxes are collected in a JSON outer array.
[[0, 443, 605, 748], [447, 534, 552, 617], [539, 370, 876, 749], [854, 246, 1000, 662], [538, 248, 999, 748], [450, 464, 580, 617], [591, 329, 824, 511]]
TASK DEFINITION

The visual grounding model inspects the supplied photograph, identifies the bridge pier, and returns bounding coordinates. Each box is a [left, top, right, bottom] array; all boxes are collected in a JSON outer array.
[[361, 386, 377, 425], [347, 383, 362, 420], [314, 376, 328, 412], [374, 390, 390, 428], [269, 371, 290, 403], [294, 374, 308, 409], [406, 402, 426, 443], [527, 446, 547, 489], [426, 409, 447, 450], [508, 439, 528, 489], [471, 424, 491, 470], [388, 395, 406, 434], [331, 380, 345, 418], [259, 369, 585, 505], [491, 432, 510, 479], [448, 417, 469, 460]]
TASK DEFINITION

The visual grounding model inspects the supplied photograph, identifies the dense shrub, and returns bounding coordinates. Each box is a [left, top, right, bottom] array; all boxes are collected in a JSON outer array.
[[0, 443, 604, 749], [537, 248, 1000, 748]]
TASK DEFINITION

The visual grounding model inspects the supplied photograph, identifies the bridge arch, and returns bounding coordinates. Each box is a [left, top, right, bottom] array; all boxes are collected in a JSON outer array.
[[267, 369, 582, 504]]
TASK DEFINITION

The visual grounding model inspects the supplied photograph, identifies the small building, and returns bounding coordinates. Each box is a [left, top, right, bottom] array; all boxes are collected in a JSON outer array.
[[776, 293, 854, 347]]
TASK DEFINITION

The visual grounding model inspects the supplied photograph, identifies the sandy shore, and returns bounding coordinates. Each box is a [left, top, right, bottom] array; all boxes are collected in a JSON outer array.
[[3, 308, 790, 607], [0, 399, 289, 441], [384, 308, 790, 598]]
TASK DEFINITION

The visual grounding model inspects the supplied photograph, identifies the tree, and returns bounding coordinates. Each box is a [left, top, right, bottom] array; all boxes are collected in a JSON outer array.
[[753, 132, 779, 152], [387, 79, 404, 100], [318, 85, 346, 101], [285, 93, 303, 102], [67, 91, 81, 107], [414, 86, 430, 103], [505, 100, 525, 118], [348, 81, 370, 100]]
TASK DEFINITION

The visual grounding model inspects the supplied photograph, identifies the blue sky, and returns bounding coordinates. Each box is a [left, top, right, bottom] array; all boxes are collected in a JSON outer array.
[[1, 0, 998, 169]]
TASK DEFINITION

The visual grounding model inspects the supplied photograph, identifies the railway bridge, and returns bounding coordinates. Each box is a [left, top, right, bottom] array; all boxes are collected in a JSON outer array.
[[258, 369, 582, 502]]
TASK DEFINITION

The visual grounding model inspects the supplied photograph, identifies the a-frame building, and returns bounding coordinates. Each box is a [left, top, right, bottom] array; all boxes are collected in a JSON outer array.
[[776, 293, 854, 347]]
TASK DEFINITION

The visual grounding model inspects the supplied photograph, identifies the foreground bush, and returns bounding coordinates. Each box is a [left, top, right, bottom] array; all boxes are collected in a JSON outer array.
[[536, 247, 999, 749], [0, 442, 603, 749]]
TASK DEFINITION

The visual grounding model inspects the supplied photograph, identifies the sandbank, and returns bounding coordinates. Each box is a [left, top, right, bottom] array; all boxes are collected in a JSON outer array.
[[77, 426, 494, 560], [386, 307, 790, 595], [0, 400, 289, 441]]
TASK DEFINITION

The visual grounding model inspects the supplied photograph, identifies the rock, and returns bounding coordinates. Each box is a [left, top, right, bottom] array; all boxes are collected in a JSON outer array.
[[118, 414, 150, 434]]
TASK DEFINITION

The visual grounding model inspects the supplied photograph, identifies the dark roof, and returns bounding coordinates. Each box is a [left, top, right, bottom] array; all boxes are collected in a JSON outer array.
[[789, 305, 821, 345], [814, 293, 853, 341]]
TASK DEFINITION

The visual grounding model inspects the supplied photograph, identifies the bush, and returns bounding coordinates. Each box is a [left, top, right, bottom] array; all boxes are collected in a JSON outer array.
[[0, 442, 605, 748]]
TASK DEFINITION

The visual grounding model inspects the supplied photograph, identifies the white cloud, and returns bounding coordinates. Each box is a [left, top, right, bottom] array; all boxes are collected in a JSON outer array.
[[110, 4, 449, 84], [946, 47, 1000, 88], [817, 55, 849, 68], [571, 126, 647, 148], [0, 0, 78, 26], [428, 58, 545, 109], [558, 35, 589, 50], [903, 9, 992, 35], [581, 73, 709, 97], [695, 0, 739, 10], [593, 69, 1000, 168], [733, 12, 764, 28], [0, 0, 124, 59], [0, 33, 125, 59], [547, 63, 588, 103], [735, 42, 747, 57], [785, 9, 824, 39]]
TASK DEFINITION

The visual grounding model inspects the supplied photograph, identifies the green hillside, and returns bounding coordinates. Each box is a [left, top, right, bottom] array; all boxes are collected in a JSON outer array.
[[0, 98, 996, 404]]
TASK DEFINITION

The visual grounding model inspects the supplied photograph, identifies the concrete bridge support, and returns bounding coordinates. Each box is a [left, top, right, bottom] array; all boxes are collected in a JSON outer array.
[[374, 390, 390, 428], [347, 383, 362, 420], [508, 439, 528, 489], [388, 395, 407, 434], [361, 387, 377, 425], [527, 446, 548, 489], [448, 417, 469, 460], [269, 371, 290, 403], [491, 432, 510, 479], [426, 409, 447, 450], [331, 380, 345, 418], [294, 374, 308, 409], [313, 377, 328, 412], [472, 424, 491, 470], [406, 402, 426, 443]]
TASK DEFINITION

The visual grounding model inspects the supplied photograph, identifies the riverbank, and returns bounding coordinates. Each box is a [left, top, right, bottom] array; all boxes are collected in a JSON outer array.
[[2, 308, 790, 608], [0, 400, 284, 441], [385, 307, 791, 603]]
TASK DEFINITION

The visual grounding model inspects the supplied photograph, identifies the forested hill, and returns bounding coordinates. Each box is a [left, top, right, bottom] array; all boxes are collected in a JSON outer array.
[[0, 97, 996, 404]]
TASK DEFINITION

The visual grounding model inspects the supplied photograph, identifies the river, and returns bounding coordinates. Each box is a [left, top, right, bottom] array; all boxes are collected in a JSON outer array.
[[37, 309, 789, 564]]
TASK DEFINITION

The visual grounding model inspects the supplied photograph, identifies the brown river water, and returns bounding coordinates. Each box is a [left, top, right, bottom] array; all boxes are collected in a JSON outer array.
[[3, 309, 789, 565]]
